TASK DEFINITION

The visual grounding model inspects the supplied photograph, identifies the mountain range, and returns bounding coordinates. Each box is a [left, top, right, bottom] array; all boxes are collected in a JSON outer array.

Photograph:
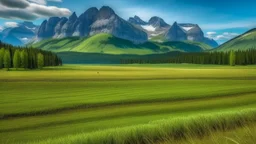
[[0, 22, 38, 46], [128, 16, 218, 47], [35, 6, 218, 47], [37, 6, 147, 44]]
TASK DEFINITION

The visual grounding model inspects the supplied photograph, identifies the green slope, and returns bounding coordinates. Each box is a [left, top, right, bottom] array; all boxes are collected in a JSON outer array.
[[214, 28, 256, 52], [31, 33, 212, 55]]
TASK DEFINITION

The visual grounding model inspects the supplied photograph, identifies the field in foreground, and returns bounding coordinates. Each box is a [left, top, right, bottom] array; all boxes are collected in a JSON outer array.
[[0, 64, 256, 144]]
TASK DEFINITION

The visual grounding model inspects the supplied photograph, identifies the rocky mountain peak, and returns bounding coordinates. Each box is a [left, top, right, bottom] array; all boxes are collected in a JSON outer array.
[[97, 6, 115, 19], [165, 21, 187, 41], [69, 12, 78, 22], [81, 7, 98, 18], [48, 17, 61, 24], [134, 15, 140, 19], [73, 7, 99, 37], [79, 7, 99, 21], [148, 16, 169, 28], [187, 25, 203, 34], [128, 15, 147, 25], [172, 21, 179, 28]]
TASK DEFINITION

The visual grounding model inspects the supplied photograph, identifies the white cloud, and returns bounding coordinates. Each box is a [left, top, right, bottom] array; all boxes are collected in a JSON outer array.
[[4, 22, 19, 28], [48, 0, 62, 2], [0, 0, 71, 20], [0, 26, 3, 32], [206, 32, 239, 41], [207, 32, 217, 35], [28, 0, 47, 5], [28, 3, 71, 17], [21, 37, 28, 40], [28, 0, 62, 5]]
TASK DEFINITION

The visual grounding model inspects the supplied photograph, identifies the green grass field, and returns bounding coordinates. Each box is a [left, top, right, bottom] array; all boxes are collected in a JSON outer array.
[[1, 64, 256, 144]]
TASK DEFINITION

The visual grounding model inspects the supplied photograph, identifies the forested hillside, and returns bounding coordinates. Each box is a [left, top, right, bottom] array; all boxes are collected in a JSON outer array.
[[0, 41, 62, 70]]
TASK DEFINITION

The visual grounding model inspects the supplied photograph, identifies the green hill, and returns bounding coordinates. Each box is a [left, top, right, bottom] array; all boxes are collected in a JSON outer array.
[[31, 33, 212, 55], [214, 28, 256, 52]]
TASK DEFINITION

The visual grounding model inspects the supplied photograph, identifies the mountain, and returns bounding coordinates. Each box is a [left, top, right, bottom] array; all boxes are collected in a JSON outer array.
[[164, 22, 218, 47], [203, 37, 219, 48], [128, 16, 147, 25], [128, 16, 170, 40], [0, 22, 38, 46], [126, 15, 218, 47], [214, 28, 256, 52], [179, 23, 218, 47], [148, 16, 170, 28], [38, 17, 60, 38], [180, 24, 204, 41], [31, 33, 212, 55], [165, 22, 187, 41], [37, 6, 147, 44], [73, 7, 99, 37]]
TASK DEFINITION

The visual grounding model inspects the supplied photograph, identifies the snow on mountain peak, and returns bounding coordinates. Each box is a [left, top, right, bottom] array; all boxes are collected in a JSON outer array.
[[141, 25, 156, 32], [181, 26, 194, 31]]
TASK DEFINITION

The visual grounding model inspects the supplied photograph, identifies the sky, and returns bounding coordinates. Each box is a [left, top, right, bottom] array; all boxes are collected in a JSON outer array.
[[0, 0, 255, 44]]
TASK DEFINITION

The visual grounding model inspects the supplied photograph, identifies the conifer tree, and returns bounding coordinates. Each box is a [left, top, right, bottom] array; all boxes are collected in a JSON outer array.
[[37, 53, 44, 69], [4, 49, 11, 70], [20, 50, 29, 69], [13, 50, 21, 69], [229, 51, 236, 66], [0, 48, 5, 69]]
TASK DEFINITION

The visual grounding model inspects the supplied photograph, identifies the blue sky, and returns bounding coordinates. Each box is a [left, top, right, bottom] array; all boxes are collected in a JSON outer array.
[[0, 0, 255, 44]]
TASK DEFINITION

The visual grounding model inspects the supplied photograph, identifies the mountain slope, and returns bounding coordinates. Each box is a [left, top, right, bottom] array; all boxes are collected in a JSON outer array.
[[214, 28, 256, 51], [31, 33, 212, 55], [128, 16, 147, 25]]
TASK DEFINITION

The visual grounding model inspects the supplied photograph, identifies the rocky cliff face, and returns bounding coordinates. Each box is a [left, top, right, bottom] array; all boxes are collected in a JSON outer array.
[[54, 17, 68, 37], [165, 22, 187, 41], [37, 6, 147, 43], [164, 22, 218, 47], [38, 17, 60, 38], [73, 7, 99, 37], [148, 16, 170, 28], [60, 12, 79, 37], [90, 6, 147, 43], [128, 15, 147, 25]]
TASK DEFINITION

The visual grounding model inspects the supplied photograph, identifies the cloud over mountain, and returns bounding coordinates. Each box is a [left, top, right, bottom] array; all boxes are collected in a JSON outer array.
[[4, 22, 19, 28], [206, 31, 239, 43], [0, 0, 71, 20]]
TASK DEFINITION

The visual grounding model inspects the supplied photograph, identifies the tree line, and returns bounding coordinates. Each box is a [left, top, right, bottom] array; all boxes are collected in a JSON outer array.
[[0, 42, 62, 70], [120, 49, 256, 66]]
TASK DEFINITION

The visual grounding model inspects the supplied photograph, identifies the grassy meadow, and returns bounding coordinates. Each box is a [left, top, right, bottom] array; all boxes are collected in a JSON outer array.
[[0, 64, 256, 144]]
